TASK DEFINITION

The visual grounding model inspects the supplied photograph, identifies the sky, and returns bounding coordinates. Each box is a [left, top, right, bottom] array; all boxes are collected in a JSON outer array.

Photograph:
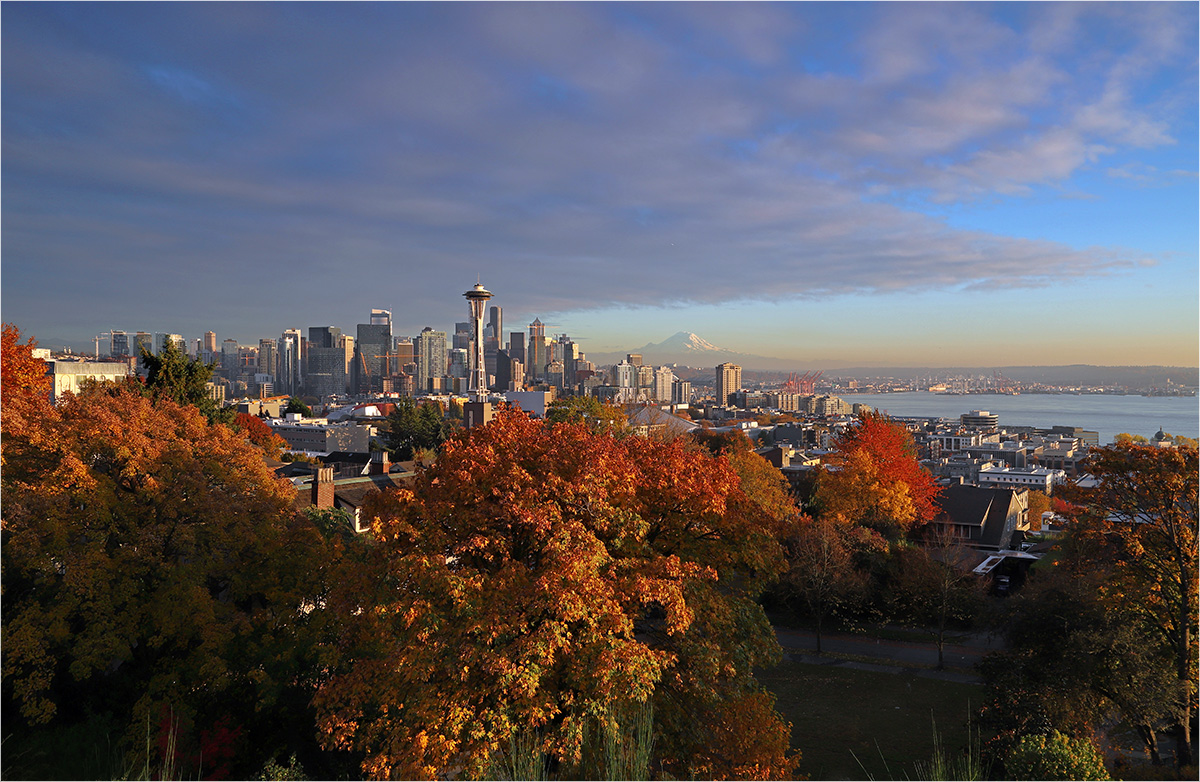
[[3, 1, 1197, 368]]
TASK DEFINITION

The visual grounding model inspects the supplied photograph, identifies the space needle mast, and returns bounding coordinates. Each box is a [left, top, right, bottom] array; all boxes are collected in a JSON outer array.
[[463, 280, 494, 400]]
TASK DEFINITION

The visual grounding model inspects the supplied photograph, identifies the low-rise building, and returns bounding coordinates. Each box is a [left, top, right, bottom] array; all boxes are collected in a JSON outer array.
[[45, 359, 131, 404], [977, 463, 1067, 494]]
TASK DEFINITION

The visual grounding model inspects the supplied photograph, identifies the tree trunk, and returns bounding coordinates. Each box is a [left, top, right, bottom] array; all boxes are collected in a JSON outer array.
[[1136, 724, 1162, 766], [815, 613, 823, 654]]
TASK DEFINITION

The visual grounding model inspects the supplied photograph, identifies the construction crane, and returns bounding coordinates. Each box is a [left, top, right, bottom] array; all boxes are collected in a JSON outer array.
[[93, 331, 114, 360], [782, 370, 823, 395], [372, 351, 401, 377]]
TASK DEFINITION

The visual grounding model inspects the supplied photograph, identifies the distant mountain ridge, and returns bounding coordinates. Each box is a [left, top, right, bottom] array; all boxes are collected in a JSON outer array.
[[587, 333, 1198, 388], [588, 331, 800, 370]]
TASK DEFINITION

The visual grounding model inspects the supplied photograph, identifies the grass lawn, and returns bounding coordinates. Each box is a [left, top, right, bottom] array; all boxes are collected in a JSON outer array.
[[758, 659, 985, 781]]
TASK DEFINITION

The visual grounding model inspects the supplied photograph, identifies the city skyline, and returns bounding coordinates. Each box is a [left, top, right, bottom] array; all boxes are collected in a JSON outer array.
[[2, 2, 1197, 367]]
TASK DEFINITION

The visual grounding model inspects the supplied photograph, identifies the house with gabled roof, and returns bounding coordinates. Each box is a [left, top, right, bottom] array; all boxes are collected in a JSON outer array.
[[931, 483, 1030, 552]]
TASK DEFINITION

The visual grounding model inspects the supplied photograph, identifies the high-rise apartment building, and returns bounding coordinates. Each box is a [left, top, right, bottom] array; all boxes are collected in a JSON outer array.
[[203, 331, 218, 354], [672, 379, 693, 405], [258, 339, 276, 377], [715, 362, 742, 406], [654, 366, 676, 402], [416, 327, 447, 394]]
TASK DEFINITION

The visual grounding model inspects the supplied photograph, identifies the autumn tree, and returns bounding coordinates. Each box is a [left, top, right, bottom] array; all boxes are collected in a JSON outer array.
[[544, 394, 628, 433], [1026, 490, 1052, 532], [233, 411, 287, 458], [1057, 443, 1199, 768], [314, 408, 798, 780], [1, 380, 344, 778], [815, 410, 941, 536]]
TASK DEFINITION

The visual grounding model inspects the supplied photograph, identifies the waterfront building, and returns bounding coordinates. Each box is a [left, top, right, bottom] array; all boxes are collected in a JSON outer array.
[[961, 410, 1000, 429]]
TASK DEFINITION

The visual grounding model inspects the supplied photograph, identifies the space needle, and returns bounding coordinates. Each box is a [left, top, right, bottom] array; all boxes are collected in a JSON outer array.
[[463, 280, 494, 400]]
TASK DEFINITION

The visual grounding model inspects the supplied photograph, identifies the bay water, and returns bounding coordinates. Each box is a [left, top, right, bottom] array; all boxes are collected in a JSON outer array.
[[839, 391, 1199, 446]]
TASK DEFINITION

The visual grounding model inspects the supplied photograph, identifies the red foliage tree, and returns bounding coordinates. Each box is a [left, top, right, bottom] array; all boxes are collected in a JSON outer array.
[[818, 410, 942, 534], [233, 412, 287, 457]]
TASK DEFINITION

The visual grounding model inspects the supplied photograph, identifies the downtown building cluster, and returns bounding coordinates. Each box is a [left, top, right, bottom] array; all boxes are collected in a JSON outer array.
[[71, 283, 695, 409]]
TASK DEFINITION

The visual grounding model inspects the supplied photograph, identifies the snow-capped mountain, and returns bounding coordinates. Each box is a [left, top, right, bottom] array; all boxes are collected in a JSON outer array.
[[589, 332, 795, 369]]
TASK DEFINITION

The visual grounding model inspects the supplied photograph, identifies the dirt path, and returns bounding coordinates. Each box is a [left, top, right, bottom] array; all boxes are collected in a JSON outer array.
[[772, 626, 1002, 684]]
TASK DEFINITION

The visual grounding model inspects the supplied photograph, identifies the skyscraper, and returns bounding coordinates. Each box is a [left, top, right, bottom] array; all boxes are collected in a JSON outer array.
[[307, 326, 347, 399], [110, 330, 129, 359], [354, 309, 392, 394], [463, 282, 493, 397], [508, 331, 525, 368], [527, 318, 546, 382], [258, 338, 276, 377], [654, 366, 676, 402], [715, 362, 742, 406], [278, 329, 302, 396]]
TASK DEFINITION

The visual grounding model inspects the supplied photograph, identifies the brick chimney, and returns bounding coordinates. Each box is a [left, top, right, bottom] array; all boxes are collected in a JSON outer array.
[[369, 450, 390, 476], [311, 467, 334, 508]]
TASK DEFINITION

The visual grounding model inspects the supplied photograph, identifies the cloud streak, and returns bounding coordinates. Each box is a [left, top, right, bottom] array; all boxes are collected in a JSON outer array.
[[1, 2, 1195, 345]]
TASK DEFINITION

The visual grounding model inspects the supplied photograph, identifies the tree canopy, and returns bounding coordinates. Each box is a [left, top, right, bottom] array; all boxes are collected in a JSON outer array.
[[1, 376, 343, 777], [384, 397, 449, 461], [816, 411, 942, 536], [1058, 443, 1198, 768], [315, 408, 798, 779], [544, 395, 628, 433], [140, 340, 230, 424]]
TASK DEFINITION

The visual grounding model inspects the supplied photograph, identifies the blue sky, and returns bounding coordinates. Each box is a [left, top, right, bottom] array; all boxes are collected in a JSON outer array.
[[3, 2, 1196, 367]]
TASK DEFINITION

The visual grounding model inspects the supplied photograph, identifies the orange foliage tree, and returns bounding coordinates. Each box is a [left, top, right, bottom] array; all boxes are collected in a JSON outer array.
[[1058, 443, 1199, 768], [816, 410, 941, 536], [2, 376, 340, 776], [314, 408, 798, 780]]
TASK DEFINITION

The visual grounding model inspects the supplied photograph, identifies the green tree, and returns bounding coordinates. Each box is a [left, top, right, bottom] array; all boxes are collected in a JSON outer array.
[[884, 534, 984, 670], [978, 566, 1180, 767], [284, 397, 312, 417], [384, 397, 448, 461], [140, 341, 230, 424], [1005, 730, 1110, 781]]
